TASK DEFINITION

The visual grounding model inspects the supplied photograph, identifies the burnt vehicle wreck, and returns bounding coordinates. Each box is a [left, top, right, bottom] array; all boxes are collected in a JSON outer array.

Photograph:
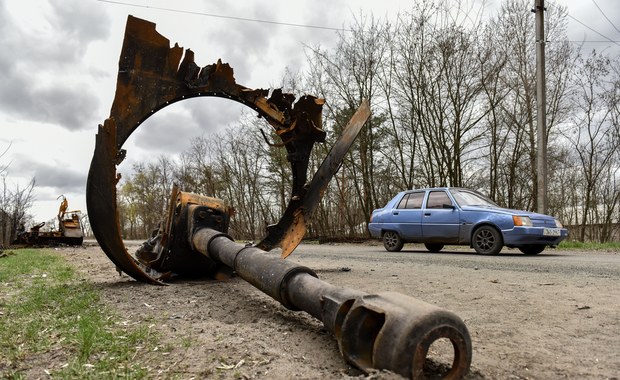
[[14, 195, 84, 246], [86, 16, 472, 379]]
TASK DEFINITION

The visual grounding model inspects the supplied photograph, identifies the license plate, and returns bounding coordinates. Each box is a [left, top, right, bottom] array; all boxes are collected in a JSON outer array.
[[543, 228, 561, 236]]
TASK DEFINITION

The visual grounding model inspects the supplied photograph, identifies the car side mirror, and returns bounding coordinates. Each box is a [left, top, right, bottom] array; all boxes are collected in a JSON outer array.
[[442, 203, 455, 209]]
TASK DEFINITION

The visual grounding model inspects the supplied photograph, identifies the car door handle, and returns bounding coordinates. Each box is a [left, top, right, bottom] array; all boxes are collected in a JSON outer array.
[[393, 212, 399, 215], [424, 213, 431, 216]]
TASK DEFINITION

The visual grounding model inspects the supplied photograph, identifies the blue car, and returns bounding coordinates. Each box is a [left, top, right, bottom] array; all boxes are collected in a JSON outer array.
[[368, 187, 568, 255]]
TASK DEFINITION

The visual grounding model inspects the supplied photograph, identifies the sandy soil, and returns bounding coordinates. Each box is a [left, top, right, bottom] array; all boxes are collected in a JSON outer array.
[[22, 242, 620, 379]]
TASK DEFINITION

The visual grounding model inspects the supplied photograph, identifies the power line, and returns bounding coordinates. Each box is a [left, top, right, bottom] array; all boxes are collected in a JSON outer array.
[[547, 1, 620, 48], [591, 0, 620, 35], [98, 0, 620, 47], [565, 40, 620, 43], [565, 13, 620, 47], [95, 0, 351, 32]]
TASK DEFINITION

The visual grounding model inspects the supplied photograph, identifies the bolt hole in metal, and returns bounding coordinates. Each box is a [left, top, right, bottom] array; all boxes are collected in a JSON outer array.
[[423, 337, 457, 379]]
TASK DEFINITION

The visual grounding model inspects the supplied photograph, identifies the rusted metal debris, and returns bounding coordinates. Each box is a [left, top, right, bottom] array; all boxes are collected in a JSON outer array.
[[87, 15, 343, 284], [189, 204, 472, 379], [13, 195, 84, 246], [86, 16, 472, 379], [133, 187, 472, 379]]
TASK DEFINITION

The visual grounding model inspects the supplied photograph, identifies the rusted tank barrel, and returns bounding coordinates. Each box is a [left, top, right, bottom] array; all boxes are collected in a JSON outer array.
[[191, 228, 472, 380]]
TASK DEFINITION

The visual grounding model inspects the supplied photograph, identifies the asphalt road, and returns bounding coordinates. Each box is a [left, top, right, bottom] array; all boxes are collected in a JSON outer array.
[[290, 243, 620, 278], [285, 242, 620, 379]]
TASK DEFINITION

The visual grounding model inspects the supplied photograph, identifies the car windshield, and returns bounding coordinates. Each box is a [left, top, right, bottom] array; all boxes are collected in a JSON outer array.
[[450, 189, 498, 207]]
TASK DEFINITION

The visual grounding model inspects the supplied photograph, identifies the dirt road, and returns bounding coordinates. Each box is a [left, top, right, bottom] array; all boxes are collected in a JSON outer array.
[[64, 242, 619, 379]]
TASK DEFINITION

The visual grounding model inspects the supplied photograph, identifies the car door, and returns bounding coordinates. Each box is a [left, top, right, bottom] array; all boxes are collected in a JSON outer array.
[[421, 190, 460, 243], [389, 191, 424, 240]]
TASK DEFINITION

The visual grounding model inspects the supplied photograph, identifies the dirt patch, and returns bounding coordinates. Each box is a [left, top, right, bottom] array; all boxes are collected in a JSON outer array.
[[41, 243, 620, 379]]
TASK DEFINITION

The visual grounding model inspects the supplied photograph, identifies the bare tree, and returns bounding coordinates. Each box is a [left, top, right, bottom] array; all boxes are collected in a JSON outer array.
[[484, 0, 574, 210], [389, 2, 498, 190], [0, 144, 35, 247], [8, 178, 36, 243], [306, 11, 391, 235], [565, 52, 620, 241], [118, 156, 176, 239]]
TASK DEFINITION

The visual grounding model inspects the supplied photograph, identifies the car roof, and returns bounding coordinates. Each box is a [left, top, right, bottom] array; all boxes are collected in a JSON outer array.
[[405, 187, 469, 192], [401, 187, 490, 198]]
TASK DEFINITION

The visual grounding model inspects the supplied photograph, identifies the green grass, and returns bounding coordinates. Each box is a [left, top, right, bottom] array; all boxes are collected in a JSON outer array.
[[0, 249, 158, 379], [558, 240, 620, 251]]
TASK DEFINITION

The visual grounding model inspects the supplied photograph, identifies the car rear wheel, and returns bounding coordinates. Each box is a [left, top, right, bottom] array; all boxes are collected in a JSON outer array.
[[518, 245, 545, 255], [424, 243, 444, 253], [472, 226, 503, 255], [383, 231, 404, 252]]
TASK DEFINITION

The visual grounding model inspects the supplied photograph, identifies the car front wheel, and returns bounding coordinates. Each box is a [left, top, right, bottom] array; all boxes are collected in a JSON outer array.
[[472, 226, 503, 255], [383, 231, 404, 252], [518, 245, 545, 255], [424, 243, 444, 253]]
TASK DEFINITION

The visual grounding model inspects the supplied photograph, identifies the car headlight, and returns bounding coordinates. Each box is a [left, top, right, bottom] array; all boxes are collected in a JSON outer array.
[[513, 215, 533, 227], [555, 219, 563, 228]]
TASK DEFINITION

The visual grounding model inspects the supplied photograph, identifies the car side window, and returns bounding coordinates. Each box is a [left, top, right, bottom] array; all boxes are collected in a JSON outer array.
[[426, 191, 452, 209], [396, 194, 410, 209], [397, 192, 424, 209], [406, 192, 424, 209]]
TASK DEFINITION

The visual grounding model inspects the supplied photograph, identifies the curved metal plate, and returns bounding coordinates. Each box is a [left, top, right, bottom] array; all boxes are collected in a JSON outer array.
[[87, 16, 326, 283]]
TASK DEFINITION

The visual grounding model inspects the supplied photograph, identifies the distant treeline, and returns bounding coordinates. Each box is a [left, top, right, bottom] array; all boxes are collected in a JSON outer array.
[[112, 0, 618, 243]]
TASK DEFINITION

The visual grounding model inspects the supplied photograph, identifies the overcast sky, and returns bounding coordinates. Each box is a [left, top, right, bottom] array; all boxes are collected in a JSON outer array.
[[1, 0, 618, 223]]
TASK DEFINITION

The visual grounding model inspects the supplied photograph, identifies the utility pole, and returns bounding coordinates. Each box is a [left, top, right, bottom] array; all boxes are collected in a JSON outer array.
[[534, 0, 547, 214]]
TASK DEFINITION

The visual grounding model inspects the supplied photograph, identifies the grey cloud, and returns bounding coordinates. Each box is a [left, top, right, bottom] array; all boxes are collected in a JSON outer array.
[[1, 0, 110, 68], [127, 106, 203, 156], [37, 85, 100, 130], [195, 3, 291, 84], [34, 166, 85, 193], [185, 98, 246, 131], [202, 2, 343, 87], [11, 157, 86, 193], [48, 0, 110, 45], [124, 100, 248, 160], [206, 24, 269, 83], [0, 0, 108, 130], [0, 68, 100, 131]]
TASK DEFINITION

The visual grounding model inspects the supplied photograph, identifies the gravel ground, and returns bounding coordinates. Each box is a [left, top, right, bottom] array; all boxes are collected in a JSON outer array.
[[24, 241, 620, 379]]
